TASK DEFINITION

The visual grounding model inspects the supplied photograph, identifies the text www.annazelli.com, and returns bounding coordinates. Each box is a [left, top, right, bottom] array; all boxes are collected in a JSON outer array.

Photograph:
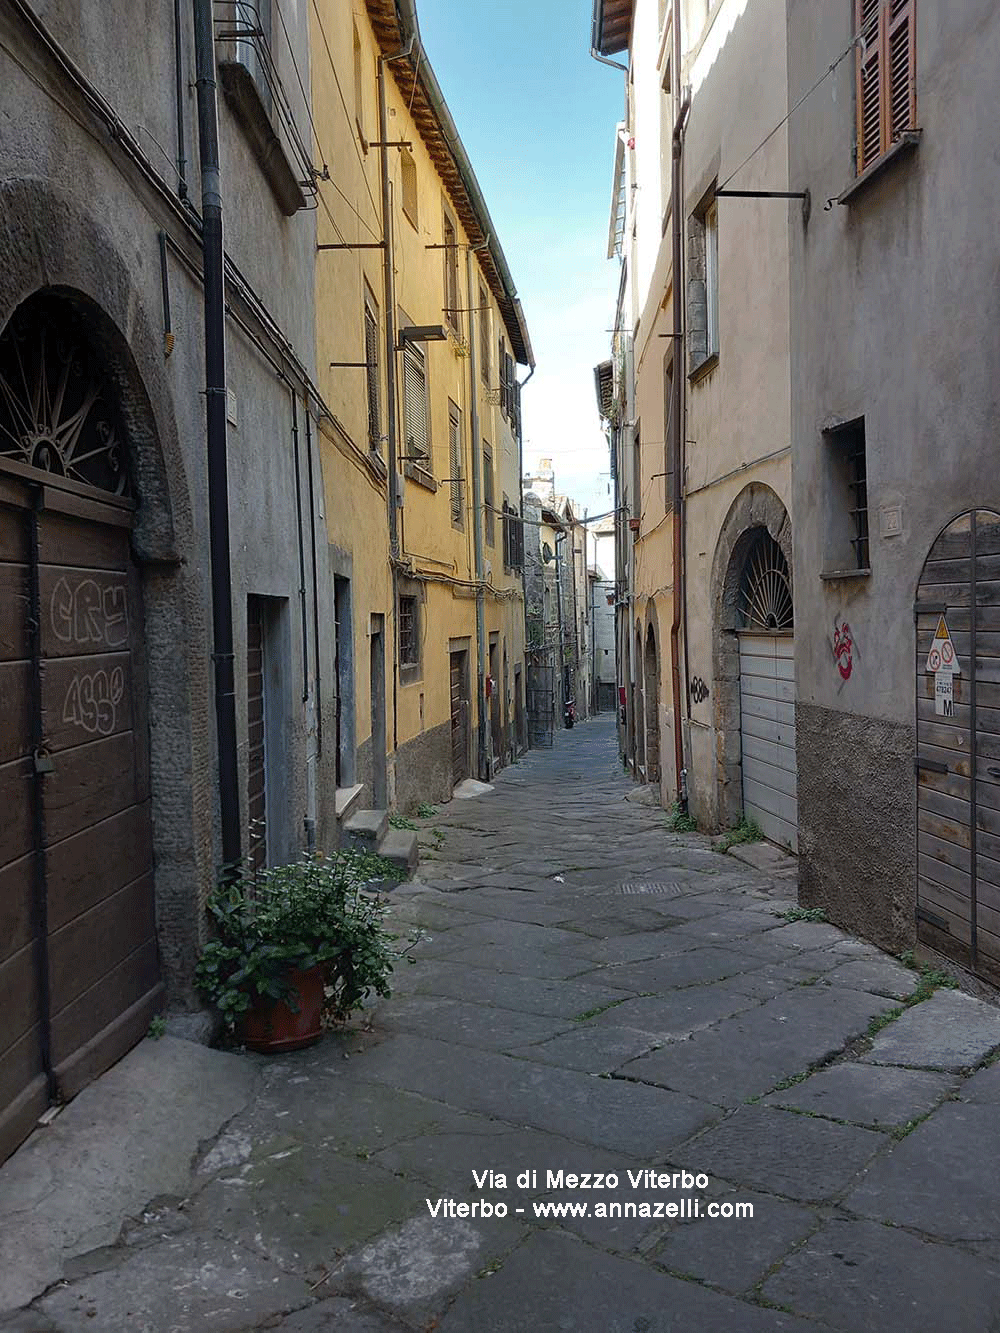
[[426, 1198, 753, 1221]]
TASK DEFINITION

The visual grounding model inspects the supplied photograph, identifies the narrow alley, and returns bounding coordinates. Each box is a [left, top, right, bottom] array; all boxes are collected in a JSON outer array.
[[4, 715, 1000, 1331]]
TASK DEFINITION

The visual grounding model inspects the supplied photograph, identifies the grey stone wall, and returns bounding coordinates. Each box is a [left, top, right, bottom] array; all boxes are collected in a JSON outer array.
[[394, 720, 453, 815], [797, 703, 916, 954]]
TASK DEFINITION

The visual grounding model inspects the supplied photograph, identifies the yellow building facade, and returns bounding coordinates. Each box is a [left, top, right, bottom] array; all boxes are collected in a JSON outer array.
[[310, 0, 533, 816]]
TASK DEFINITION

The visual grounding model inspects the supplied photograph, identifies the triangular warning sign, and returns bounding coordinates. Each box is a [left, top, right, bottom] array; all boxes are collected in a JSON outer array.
[[925, 614, 960, 675]]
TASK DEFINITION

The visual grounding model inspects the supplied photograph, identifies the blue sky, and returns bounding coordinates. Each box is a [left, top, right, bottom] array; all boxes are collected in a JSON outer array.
[[417, 0, 625, 520]]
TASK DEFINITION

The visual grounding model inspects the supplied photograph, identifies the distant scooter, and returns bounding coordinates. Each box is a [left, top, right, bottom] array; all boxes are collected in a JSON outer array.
[[564, 699, 576, 729]]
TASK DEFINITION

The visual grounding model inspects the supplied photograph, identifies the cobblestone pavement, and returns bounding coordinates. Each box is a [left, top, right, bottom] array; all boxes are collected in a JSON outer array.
[[6, 716, 1000, 1331]]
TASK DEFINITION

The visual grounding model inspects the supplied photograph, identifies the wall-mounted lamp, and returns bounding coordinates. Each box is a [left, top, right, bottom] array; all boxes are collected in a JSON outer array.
[[397, 324, 447, 348]]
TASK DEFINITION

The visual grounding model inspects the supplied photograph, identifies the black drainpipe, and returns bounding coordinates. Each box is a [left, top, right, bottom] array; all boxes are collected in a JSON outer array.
[[193, 0, 241, 873], [173, 0, 189, 198]]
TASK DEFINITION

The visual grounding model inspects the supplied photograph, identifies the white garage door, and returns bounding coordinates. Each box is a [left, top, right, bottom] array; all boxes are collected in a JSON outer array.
[[739, 633, 797, 851]]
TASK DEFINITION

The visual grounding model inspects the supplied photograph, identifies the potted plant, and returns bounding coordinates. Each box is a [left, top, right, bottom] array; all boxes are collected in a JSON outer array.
[[194, 850, 397, 1052]]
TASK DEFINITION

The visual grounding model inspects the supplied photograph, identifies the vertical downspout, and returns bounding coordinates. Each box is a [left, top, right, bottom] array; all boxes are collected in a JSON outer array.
[[669, 0, 691, 810], [193, 0, 241, 871], [304, 398, 321, 850], [290, 389, 309, 704], [377, 46, 410, 766], [174, 0, 188, 198], [465, 246, 489, 779]]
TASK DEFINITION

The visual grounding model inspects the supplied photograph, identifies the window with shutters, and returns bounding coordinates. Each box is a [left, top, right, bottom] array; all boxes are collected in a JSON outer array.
[[448, 400, 463, 528], [687, 193, 719, 376], [401, 151, 418, 228], [364, 288, 381, 453], [479, 285, 490, 383], [402, 338, 429, 467], [483, 441, 495, 547], [855, 0, 916, 176], [443, 208, 461, 334], [663, 352, 675, 512], [505, 353, 517, 435], [499, 336, 509, 419]]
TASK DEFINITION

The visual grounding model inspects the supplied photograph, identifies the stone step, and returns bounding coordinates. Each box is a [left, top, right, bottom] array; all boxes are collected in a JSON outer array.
[[335, 783, 365, 823], [377, 827, 419, 878], [343, 808, 388, 849]]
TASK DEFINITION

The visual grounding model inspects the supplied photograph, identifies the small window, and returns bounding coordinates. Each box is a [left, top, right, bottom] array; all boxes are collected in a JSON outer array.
[[824, 417, 871, 572], [479, 285, 490, 383], [399, 595, 418, 665], [687, 195, 719, 375], [401, 151, 418, 228], [483, 441, 495, 547], [402, 338, 429, 466], [448, 400, 463, 527], [443, 209, 461, 334], [856, 0, 916, 175], [363, 287, 381, 453], [498, 337, 509, 418]]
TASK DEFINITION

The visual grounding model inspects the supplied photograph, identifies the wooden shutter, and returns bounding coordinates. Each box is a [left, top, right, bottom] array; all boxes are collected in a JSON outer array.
[[449, 403, 463, 525], [856, 0, 884, 172], [483, 442, 495, 546], [887, 0, 915, 142], [364, 302, 380, 449], [479, 286, 490, 382], [505, 354, 516, 431], [402, 342, 428, 463], [856, 0, 915, 174]]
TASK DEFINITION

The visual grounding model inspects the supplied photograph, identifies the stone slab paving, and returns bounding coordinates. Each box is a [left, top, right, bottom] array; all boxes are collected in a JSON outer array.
[[5, 716, 1000, 1331]]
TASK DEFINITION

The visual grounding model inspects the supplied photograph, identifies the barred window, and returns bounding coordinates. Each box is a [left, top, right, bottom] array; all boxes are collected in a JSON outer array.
[[399, 595, 418, 665]]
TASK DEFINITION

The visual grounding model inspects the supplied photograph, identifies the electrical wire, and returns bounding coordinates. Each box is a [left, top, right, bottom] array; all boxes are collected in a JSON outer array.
[[309, 0, 382, 232], [718, 28, 861, 191]]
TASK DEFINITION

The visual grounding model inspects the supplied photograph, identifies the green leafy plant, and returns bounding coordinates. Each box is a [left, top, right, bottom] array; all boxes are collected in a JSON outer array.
[[717, 815, 764, 851], [778, 905, 829, 923], [665, 801, 698, 833], [194, 850, 399, 1030], [147, 1015, 167, 1040], [389, 814, 417, 831], [416, 803, 438, 819]]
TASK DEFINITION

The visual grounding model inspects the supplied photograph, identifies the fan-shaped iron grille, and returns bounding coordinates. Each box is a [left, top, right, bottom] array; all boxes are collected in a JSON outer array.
[[739, 530, 793, 631], [0, 293, 130, 496]]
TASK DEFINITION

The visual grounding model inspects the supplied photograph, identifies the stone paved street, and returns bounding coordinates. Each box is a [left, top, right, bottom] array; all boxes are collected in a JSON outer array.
[[5, 716, 1000, 1331]]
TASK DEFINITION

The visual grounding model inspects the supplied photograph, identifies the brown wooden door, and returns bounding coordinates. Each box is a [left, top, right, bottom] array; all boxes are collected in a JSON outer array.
[[0, 473, 161, 1163], [450, 651, 469, 784], [916, 509, 1000, 983]]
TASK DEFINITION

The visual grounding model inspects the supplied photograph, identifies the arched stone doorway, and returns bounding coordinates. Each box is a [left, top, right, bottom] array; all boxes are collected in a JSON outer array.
[[712, 484, 795, 843], [644, 620, 661, 783], [0, 285, 181, 1162]]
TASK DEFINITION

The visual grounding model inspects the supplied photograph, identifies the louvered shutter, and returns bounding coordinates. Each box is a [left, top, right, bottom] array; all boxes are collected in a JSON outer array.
[[856, 0, 883, 172], [364, 303, 380, 449], [887, 0, 915, 142], [856, 0, 915, 174], [498, 339, 508, 418], [449, 404, 463, 525], [402, 342, 428, 463], [505, 355, 517, 432]]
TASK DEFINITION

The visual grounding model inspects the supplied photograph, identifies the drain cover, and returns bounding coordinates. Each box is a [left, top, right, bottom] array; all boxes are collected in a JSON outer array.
[[619, 881, 684, 896]]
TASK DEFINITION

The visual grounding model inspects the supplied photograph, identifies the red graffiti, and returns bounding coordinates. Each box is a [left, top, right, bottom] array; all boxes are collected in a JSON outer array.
[[832, 620, 854, 681]]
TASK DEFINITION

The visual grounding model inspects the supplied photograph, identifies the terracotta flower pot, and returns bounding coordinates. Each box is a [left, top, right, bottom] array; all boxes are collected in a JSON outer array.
[[240, 965, 325, 1053]]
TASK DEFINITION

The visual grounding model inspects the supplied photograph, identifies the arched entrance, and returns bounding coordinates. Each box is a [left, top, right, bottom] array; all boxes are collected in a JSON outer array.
[[644, 622, 661, 783], [916, 509, 1000, 985], [0, 290, 162, 1163], [712, 485, 796, 846]]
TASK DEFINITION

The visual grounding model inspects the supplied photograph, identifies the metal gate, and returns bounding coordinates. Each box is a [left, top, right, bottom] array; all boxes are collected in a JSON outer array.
[[739, 632, 798, 851], [526, 660, 556, 748], [916, 509, 1000, 983], [0, 474, 161, 1164], [450, 650, 470, 783]]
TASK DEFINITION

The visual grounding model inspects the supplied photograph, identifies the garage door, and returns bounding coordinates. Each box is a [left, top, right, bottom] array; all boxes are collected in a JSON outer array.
[[739, 632, 797, 851], [0, 473, 161, 1164], [916, 509, 1000, 984]]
